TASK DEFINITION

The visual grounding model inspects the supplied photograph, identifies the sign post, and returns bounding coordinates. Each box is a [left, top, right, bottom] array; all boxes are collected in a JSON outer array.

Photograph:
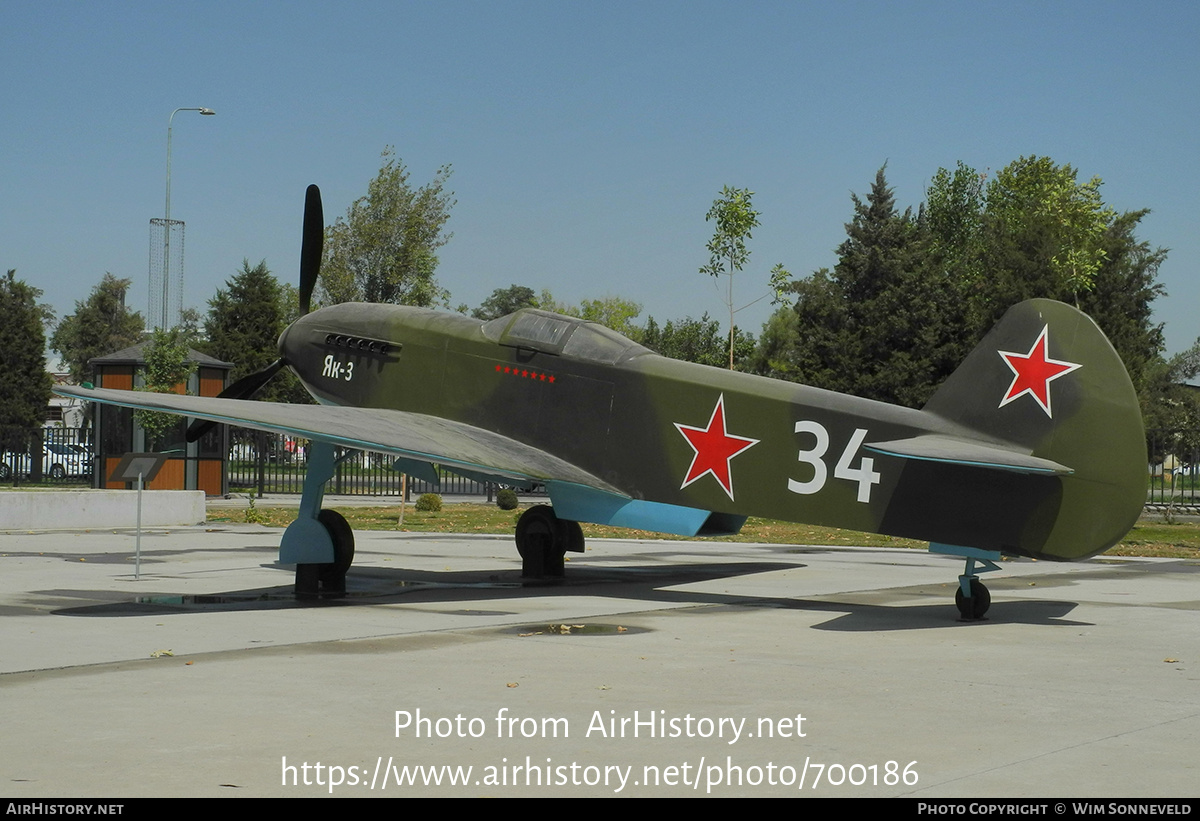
[[108, 453, 170, 580]]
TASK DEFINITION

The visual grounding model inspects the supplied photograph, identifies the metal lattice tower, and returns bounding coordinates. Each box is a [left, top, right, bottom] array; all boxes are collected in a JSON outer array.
[[148, 217, 184, 331]]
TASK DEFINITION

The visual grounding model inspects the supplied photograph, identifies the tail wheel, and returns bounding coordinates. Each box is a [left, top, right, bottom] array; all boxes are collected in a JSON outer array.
[[955, 578, 991, 620]]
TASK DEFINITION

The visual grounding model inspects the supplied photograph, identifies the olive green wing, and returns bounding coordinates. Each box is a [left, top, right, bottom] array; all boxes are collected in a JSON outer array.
[[54, 385, 620, 493]]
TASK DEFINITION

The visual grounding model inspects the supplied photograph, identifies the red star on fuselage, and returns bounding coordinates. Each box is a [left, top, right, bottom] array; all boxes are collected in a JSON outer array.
[[997, 325, 1081, 418], [674, 394, 759, 501]]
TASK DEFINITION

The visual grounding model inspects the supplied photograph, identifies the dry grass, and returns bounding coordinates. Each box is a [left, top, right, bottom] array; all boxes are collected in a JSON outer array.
[[207, 502, 1200, 559]]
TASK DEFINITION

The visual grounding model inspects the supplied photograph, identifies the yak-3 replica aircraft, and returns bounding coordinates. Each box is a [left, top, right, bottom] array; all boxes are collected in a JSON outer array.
[[56, 186, 1147, 619]]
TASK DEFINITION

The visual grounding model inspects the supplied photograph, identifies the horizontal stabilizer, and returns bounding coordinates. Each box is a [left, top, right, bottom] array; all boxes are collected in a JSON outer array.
[[865, 434, 1073, 475]]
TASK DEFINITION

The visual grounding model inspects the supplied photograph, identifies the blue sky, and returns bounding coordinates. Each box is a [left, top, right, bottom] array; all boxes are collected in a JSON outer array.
[[3, 1, 1197, 355]]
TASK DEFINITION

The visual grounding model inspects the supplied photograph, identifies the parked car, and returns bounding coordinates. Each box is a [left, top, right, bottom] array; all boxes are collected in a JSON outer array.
[[0, 451, 25, 480], [0, 443, 92, 480], [43, 442, 92, 479]]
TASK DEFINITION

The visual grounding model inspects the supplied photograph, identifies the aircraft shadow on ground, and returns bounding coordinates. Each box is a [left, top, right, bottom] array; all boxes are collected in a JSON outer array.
[[42, 555, 1091, 631]]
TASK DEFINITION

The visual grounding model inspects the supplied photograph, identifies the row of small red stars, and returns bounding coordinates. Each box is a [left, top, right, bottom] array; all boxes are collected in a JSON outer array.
[[495, 364, 557, 383]]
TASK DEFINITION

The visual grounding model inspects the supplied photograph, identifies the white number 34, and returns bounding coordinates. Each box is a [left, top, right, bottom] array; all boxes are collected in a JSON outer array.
[[787, 421, 880, 503]]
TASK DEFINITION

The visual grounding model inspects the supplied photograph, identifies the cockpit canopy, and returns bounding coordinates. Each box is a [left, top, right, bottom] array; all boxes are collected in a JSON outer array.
[[481, 309, 648, 365]]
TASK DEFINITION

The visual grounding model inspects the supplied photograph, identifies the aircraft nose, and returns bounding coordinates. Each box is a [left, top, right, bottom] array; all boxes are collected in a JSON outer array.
[[278, 313, 313, 362], [277, 322, 292, 359]]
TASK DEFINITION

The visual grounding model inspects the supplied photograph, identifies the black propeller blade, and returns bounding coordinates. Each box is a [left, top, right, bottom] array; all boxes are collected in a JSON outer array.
[[219, 358, 286, 400], [184, 359, 285, 442], [186, 186, 323, 443], [298, 184, 323, 317]]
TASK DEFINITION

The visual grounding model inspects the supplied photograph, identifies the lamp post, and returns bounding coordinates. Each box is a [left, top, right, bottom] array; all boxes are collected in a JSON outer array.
[[158, 106, 215, 329]]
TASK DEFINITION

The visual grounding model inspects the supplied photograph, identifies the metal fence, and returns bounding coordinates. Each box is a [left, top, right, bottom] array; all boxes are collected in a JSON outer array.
[[1, 427, 94, 486], [1, 426, 509, 497], [1146, 428, 1200, 508], [226, 428, 505, 499]]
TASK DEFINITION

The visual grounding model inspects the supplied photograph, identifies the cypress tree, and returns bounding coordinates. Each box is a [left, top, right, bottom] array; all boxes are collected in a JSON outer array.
[[0, 270, 53, 458]]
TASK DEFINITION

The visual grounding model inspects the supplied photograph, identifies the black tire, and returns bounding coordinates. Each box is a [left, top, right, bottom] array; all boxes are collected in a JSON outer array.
[[955, 578, 991, 619], [296, 510, 355, 598], [317, 509, 355, 582], [515, 504, 565, 559], [50, 464, 66, 480], [295, 563, 320, 599], [562, 520, 585, 554], [0, 463, 10, 481]]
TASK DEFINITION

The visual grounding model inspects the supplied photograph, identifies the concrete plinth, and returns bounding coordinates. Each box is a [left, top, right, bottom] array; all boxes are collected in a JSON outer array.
[[0, 490, 205, 530]]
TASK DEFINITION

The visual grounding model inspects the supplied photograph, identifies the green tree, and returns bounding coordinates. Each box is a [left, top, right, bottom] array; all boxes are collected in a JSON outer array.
[[473, 284, 539, 320], [924, 161, 987, 285], [176, 306, 204, 346], [537, 290, 644, 337], [576, 297, 643, 337], [984, 156, 1114, 300], [782, 167, 964, 407], [746, 303, 805, 381], [202, 260, 303, 403], [1140, 341, 1200, 473], [931, 158, 1165, 393], [1141, 348, 1200, 434], [1075, 210, 1167, 395], [278, 281, 303, 326], [769, 159, 1165, 413], [134, 327, 195, 450], [700, 186, 761, 369], [319, 147, 455, 307], [0, 270, 53, 461], [51, 273, 145, 385], [641, 313, 754, 368], [968, 156, 1118, 339], [768, 267, 851, 390]]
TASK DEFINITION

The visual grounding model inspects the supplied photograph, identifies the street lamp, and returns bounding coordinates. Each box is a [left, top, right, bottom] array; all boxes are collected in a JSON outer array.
[[155, 106, 215, 330], [165, 107, 215, 225]]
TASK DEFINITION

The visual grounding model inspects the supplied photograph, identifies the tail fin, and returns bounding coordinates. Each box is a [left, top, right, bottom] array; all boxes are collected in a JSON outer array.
[[922, 299, 1145, 559]]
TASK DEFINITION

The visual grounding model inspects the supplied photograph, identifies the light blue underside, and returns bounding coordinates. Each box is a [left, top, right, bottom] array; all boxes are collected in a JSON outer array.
[[546, 481, 744, 537]]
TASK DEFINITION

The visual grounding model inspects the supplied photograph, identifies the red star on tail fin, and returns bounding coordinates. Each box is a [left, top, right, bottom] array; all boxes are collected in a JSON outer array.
[[997, 325, 1081, 418]]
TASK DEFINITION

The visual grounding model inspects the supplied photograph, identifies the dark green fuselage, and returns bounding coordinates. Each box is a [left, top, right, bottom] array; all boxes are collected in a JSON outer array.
[[280, 300, 1147, 562]]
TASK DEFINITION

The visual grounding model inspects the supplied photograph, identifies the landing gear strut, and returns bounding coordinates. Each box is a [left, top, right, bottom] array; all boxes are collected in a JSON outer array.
[[282, 442, 358, 599], [930, 543, 1001, 620], [515, 504, 584, 579]]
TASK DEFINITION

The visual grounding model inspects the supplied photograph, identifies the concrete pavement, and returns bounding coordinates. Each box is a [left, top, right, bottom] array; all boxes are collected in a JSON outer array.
[[1, 521, 1197, 797]]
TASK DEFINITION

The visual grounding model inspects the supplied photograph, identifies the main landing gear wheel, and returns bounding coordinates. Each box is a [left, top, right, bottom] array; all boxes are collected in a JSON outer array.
[[295, 509, 355, 599], [515, 505, 582, 579], [562, 520, 584, 554], [955, 578, 991, 620]]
